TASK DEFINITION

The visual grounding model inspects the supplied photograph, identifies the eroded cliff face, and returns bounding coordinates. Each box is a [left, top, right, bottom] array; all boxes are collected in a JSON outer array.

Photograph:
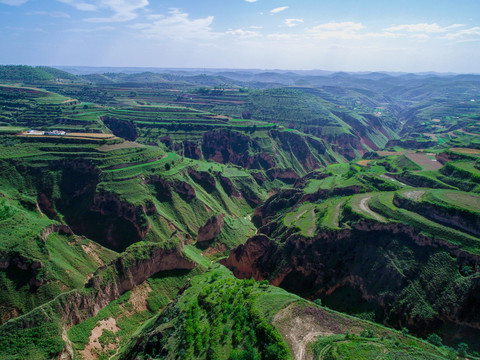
[[306, 129, 361, 160], [102, 116, 138, 141], [269, 130, 332, 170], [188, 168, 217, 193], [201, 129, 276, 170], [64, 191, 151, 252], [181, 141, 203, 160], [60, 245, 195, 327], [0, 224, 75, 322], [159, 129, 337, 174], [0, 244, 196, 352], [394, 195, 480, 237], [33, 161, 152, 252], [251, 184, 365, 227], [385, 139, 437, 149], [221, 221, 480, 343], [145, 175, 196, 203], [0, 251, 44, 289], [266, 168, 300, 184], [197, 214, 225, 245]]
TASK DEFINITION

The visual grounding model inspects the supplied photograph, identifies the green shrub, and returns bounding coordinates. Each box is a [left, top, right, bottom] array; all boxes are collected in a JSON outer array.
[[360, 329, 375, 338], [458, 342, 469, 357], [426, 333, 443, 347]]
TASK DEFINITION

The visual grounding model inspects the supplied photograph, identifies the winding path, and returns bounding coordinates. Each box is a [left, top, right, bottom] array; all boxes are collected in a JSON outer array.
[[297, 331, 326, 360], [359, 196, 385, 222]]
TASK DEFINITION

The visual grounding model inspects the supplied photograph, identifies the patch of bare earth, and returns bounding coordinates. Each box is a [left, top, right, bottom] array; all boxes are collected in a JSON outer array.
[[379, 174, 408, 187], [62, 98, 77, 104], [423, 133, 438, 141], [450, 147, 480, 155], [307, 209, 316, 237], [267, 190, 278, 198], [97, 141, 144, 152], [60, 329, 74, 360], [80, 318, 120, 360], [376, 150, 408, 156], [359, 197, 385, 222], [402, 190, 425, 201], [204, 204, 212, 214], [330, 201, 343, 228], [67, 132, 115, 139], [357, 160, 371, 166], [127, 281, 152, 314], [457, 129, 479, 136], [81, 243, 104, 266], [274, 303, 364, 360], [405, 152, 443, 171], [204, 243, 227, 257]]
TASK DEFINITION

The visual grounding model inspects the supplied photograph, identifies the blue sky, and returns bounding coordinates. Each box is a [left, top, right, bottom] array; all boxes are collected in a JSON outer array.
[[0, 0, 479, 72]]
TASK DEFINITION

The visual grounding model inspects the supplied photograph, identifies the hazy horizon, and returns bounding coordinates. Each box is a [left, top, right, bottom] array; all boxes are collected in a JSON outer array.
[[51, 65, 478, 76], [1, 0, 479, 73]]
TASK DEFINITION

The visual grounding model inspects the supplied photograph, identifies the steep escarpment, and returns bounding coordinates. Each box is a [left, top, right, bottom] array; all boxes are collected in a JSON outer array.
[[269, 130, 334, 170], [0, 251, 44, 290], [394, 193, 480, 237], [197, 214, 225, 245], [0, 243, 195, 359], [201, 129, 275, 169], [145, 175, 197, 203], [62, 243, 195, 327], [385, 138, 437, 149], [168, 129, 338, 175], [188, 168, 217, 192], [102, 116, 138, 141], [64, 191, 151, 252], [53, 161, 151, 252], [222, 222, 480, 346], [251, 183, 365, 227]]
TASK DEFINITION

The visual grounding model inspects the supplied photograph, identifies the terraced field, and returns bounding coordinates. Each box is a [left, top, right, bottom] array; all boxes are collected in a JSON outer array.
[[284, 203, 317, 237], [405, 152, 443, 171], [349, 193, 387, 222], [368, 191, 480, 253], [319, 197, 347, 229], [1, 68, 480, 360]]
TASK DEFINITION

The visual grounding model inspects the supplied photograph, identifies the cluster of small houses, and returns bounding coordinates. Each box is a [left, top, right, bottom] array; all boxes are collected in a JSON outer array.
[[26, 129, 66, 136]]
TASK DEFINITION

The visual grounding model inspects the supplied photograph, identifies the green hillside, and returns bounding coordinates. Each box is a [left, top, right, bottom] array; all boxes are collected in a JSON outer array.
[[0, 69, 479, 360]]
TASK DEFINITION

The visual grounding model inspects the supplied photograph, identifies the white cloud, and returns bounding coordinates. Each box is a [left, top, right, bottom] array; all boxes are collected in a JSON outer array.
[[285, 19, 303, 28], [361, 32, 402, 39], [57, 0, 97, 11], [270, 6, 288, 14], [310, 22, 364, 32], [86, 0, 149, 22], [385, 23, 463, 33], [383, 23, 480, 42], [58, 0, 149, 21], [307, 22, 365, 39], [128, 23, 150, 29], [226, 29, 259, 38], [245, 0, 257, 2], [66, 26, 115, 32], [267, 33, 292, 41], [411, 33, 430, 40], [0, 0, 28, 5], [442, 27, 480, 41], [28, 10, 70, 18], [136, 9, 221, 41]]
